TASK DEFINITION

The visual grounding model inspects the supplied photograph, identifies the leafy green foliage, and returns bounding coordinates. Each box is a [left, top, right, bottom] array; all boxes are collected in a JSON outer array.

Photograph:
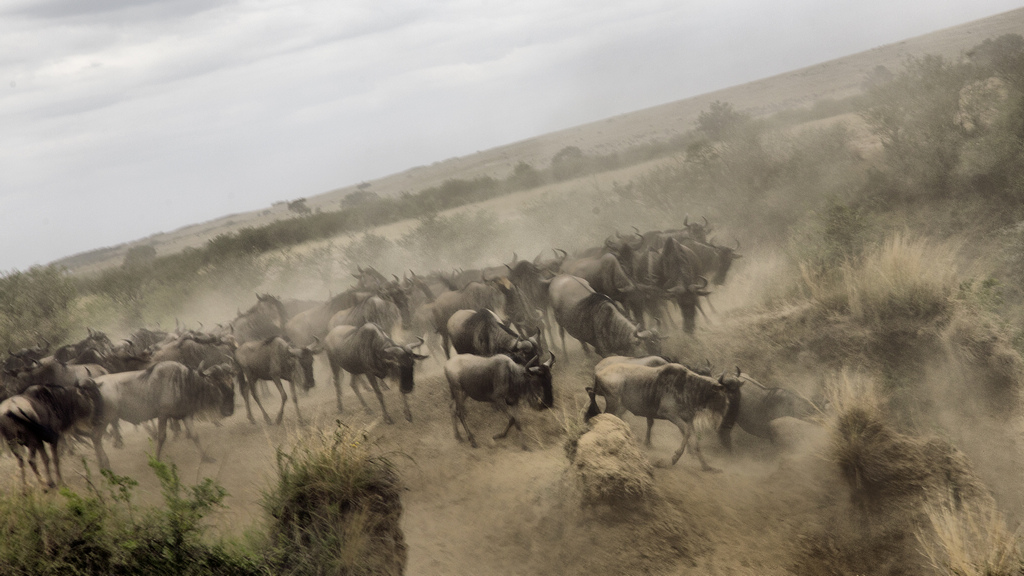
[[0, 458, 264, 576]]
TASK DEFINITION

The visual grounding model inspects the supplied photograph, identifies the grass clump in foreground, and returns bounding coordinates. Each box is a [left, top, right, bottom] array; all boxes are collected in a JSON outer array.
[[0, 456, 264, 576], [262, 422, 406, 576]]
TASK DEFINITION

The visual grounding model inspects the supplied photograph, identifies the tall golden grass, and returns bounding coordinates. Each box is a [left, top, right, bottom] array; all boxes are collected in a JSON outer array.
[[802, 232, 960, 327], [918, 493, 1023, 576]]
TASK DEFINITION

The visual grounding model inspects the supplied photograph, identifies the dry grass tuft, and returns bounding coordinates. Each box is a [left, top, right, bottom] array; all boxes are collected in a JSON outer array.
[[262, 421, 406, 576], [803, 232, 960, 329], [918, 492, 1023, 576], [825, 371, 986, 512], [569, 414, 655, 505]]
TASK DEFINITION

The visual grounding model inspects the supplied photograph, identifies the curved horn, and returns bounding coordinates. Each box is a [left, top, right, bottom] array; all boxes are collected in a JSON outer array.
[[734, 238, 741, 251], [684, 214, 689, 226], [526, 354, 539, 368], [702, 216, 709, 227], [512, 252, 518, 263], [544, 352, 556, 368], [393, 274, 401, 283], [554, 248, 567, 260]]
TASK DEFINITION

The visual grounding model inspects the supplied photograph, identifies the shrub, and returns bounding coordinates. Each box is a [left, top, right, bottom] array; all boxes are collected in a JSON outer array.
[[262, 423, 406, 576], [0, 457, 263, 576]]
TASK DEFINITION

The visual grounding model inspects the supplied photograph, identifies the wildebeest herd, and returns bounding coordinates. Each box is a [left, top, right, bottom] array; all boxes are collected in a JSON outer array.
[[0, 217, 818, 491]]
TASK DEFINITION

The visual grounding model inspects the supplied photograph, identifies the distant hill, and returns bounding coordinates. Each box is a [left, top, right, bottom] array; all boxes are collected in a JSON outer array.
[[52, 6, 1024, 274]]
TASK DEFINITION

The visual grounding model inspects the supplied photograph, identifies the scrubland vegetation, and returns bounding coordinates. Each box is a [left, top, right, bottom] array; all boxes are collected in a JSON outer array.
[[4, 32, 1024, 575]]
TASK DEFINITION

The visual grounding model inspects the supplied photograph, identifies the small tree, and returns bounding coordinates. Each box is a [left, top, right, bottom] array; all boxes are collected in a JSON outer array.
[[551, 146, 588, 181], [287, 198, 312, 215], [695, 100, 750, 141]]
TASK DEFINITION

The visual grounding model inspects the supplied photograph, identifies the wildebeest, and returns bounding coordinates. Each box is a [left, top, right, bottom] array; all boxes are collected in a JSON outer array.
[[323, 323, 428, 424], [562, 252, 655, 322], [446, 309, 539, 363], [0, 382, 102, 490], [679, 237, 742, 286], [444, 353, 554, 450], [548, 274, 662, 359], [653, 238, 712, 334], [90, 361, 236, 469], [328, 295, 402, 336], [285, 290, 367, 347], [717, 370, 819, 451], [234, 336, 321, 425], [426, 280, 508, 358], [228, 293, 290, 344], [593, 361, 743, 471], [53, 328, 115, 364]]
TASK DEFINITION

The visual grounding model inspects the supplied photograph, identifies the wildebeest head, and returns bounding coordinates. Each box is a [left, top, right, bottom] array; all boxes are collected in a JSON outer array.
[[288, 340, 323, 392], [524, 353, 555, 410], [633, 325, 664, 357], [200, 363, 237, 418], [708, 240, 742, 285], [382, 337, 429, 394], [683, 215, 711, 243]]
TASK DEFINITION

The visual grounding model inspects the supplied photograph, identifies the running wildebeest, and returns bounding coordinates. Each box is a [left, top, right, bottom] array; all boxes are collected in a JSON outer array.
[[444, 353, 554, 450], [228, 293, 290, 344], [446, 308, 540, 363], [234, 336, 321, 425], [548, 274, 662, 359], [328, 295, 402, 336], [593, 361, 744, 471], [90, 361, 236, 469], [323, 323, 428, 424], [0, 381, 102, 490], [717, 370, 819, 451]]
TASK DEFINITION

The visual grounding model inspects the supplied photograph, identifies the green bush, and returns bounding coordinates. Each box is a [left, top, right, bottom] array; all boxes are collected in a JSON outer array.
[[262, 423, 406, 576], [0, 457, 264, 576]]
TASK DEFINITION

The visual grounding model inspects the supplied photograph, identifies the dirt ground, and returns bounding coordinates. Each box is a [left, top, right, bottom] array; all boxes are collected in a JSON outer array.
[[0, 328, 845, 575]]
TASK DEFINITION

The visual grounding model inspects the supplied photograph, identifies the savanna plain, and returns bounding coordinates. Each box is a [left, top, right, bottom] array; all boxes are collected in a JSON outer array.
[[4, 12, 1024, 576]]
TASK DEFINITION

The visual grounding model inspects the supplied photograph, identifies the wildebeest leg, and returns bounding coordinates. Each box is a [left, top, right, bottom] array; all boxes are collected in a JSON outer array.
[[332, 368, 346, 413], [558, 325, 569, 359], [644, 417, 655, 447], [450, 391, 476, 447], [581, 342, 592, 356], [92, 424, 111, 471], [11, 444, 28, 492], [668, 416, 718, 472], [35, 443, 56, 489], [492, 402, 527, 450], [288, 379, 305, 424], [400, 392, 412, 423], [155, 417, 169, 461], [182, 419, 214, 463], [347, 375, 375, 414], [442, 331, 452, 360], [366, 375, 394, 425], [48, 440, 63, 486], [244, 377, 273, 425], [111, 421, 124, 448], [272, 377, 288, 425]]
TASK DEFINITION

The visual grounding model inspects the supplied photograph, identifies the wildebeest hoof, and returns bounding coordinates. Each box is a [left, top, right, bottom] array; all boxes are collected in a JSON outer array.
[[403, 411, 412, 423], [201, 455, 216, 464]]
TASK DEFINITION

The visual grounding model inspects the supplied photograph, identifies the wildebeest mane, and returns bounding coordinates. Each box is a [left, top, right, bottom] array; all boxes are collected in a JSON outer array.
[[573, 293, 639, 356], [350, 324, 393, 378]]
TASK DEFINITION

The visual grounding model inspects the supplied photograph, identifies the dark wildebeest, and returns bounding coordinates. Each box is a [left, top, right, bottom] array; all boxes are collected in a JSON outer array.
[[0, 382, 102, 490], [446, 309, 540, 363], [593, 361, 744, 471], [717, 370, 819, 451], [328, 295, 402, 336], [90, 361, 236, 469], [444, 353, 554, 450], [427, 280, 508, 358], [234, 336, 321, 425], [679, 237, 742, 286], [563, 251, 664, 325], [228, 293, 290, 344], [53, 328, 115, 364], [506, 260, 557, 346], [653, 238, 712, 334], [323, 323, 428, 423], [285, 289, 367, 347], [17, 358, 109, 389], [548, 274, 662, 359]]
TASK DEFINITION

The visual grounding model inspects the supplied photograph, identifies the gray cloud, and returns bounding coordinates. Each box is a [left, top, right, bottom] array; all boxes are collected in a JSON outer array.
[[1, 0, 1021, 270]]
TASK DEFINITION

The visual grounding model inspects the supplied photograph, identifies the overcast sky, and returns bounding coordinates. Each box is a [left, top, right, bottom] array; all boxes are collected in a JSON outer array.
[[1, 0, 1020, 271]]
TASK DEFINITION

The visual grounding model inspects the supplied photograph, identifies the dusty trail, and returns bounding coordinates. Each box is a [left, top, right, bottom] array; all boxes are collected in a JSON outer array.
[[0, 346, 839, 575]]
